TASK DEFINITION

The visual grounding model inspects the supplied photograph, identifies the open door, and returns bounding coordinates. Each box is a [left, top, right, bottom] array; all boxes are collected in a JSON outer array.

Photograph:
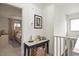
[[8, 18, 14, 40]]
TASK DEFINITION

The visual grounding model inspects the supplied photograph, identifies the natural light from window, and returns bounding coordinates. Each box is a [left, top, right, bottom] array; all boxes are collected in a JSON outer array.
[[71, 19, 79, 31]]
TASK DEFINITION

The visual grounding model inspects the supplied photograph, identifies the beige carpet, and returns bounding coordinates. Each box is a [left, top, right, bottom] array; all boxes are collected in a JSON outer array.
[[0, 35, 21, 56]]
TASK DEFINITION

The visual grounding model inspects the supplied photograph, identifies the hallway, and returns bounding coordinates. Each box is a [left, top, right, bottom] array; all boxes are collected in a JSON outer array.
[[0, 35, 21, 56]]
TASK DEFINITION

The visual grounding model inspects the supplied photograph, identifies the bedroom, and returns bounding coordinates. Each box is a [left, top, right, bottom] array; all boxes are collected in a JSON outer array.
[[0, 3, 22, 56]]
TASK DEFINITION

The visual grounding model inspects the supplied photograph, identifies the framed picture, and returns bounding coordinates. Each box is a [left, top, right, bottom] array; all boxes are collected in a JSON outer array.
[[34, 15, 42, 29]]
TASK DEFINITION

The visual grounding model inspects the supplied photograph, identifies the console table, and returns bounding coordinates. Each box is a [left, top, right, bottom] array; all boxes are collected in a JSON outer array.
[[24, 40, 49, 56]]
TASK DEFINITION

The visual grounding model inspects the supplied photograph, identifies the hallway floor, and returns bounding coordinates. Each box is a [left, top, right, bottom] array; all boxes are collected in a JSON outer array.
[[0, 35, 21, 56]]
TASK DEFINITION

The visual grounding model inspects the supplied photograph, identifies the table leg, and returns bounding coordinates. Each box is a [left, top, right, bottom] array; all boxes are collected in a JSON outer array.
[[24, 43, 26, 56], [47, 41, 49, 54], [27, 48, 30, 56]]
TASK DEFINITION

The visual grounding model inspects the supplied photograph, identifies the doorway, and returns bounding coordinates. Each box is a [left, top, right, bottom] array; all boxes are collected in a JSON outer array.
[[0, 3, 22, 56]]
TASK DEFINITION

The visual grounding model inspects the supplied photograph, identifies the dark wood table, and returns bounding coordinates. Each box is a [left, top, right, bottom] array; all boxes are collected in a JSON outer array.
[[24, 40, 49, 56]]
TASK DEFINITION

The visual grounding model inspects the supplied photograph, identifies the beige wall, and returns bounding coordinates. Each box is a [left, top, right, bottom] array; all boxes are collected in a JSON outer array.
[[0, 16, 8, 33], [0, 4, 22, 33], [0, 4, 22, 17]]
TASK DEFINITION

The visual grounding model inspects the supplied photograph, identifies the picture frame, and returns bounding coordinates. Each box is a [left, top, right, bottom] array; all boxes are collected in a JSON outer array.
[[34, 15, 42, 29]]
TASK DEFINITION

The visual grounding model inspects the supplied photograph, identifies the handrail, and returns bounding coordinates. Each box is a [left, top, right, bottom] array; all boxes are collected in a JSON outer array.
[[54, 35, 77, 39], [53, 35, 77, 56]]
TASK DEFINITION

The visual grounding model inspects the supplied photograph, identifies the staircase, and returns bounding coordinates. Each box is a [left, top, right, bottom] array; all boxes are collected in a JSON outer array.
[[53, 35, 77, 56]]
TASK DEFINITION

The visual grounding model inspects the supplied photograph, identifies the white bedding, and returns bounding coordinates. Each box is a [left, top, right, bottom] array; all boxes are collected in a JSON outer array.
[[16, 32, 21, 39]]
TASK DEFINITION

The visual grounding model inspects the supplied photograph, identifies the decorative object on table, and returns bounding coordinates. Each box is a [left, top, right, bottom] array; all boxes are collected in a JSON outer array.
[[32, 35, 46, 42], [28, 35, 33, 42], [34, 35, 41, 42], [28, 41, 33, 42], [41, 36, 46, 40], [34, 15, 42, 29]]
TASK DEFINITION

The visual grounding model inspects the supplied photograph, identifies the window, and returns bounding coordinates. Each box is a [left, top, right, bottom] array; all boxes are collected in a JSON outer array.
[[14, 23, 21, 30], [71, 19, 79, 31], [14, 23, 20, 27]]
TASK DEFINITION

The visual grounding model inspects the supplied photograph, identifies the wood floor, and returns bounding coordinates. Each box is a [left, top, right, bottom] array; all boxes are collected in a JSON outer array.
[[0, 35, 21, 56]]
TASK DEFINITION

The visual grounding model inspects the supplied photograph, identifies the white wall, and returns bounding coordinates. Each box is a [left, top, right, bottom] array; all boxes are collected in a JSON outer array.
[[8, 3, 67, 56], [52, 3, 79, 37], [22, 3, 55, 55], [22, 4, 44, 42], [52, 4, 67, 56], [54, 4, 67, 36], [60, 4, 79, 37], [64, 4, 79, 38], [42, 4, 55, 55], [9, 3, 79, 56], [22, 3, 46, 55]]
